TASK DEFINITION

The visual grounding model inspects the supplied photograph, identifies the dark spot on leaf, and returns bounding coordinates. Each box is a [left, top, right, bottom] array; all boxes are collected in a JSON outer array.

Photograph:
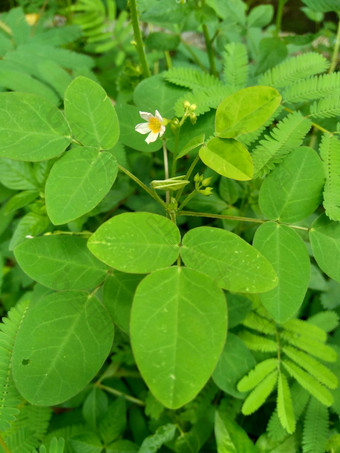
[[22, 359, 30, 365]]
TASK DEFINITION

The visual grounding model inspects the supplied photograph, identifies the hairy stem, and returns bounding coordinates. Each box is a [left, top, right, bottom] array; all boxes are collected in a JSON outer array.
[[178, 191, 197, 211], [118, 164, 166, 208], [176, 154, 200, 201], [129, 0, 151, 78], [329, 15, 340, 73], [275, 0, 288, 37], [96, 383, 145, 406], [163, 141, 170, 204], [202, 24, 217, 76]]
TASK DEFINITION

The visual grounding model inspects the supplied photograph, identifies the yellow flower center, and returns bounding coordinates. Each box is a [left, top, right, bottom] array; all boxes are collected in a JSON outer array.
[[148, 117, 162, 133]]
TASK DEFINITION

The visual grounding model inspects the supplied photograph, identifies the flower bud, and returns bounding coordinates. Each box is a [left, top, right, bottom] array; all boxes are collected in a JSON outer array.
[[183, 100, 191, 109]]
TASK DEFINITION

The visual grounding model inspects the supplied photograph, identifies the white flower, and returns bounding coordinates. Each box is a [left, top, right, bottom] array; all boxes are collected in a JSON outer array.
[[135, 110, 166, 144]]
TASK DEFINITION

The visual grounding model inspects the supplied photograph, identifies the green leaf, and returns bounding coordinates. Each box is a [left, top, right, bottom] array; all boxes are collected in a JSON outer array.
[[146, 32, 180, 51], [130, 267, 227, 409], [87, 212, 180, 273], [64, 76, 119, 149], [106, 440, 138, 453], [103, 272, 144, 334], [238, 330, 277, 352], [98, 397, 126, 445], [310, 214, 340, 283], [241, 370, 278, 415], [45, 146, 118, 225], [238, 358, 278, 392], [213, 333, 256, 398], [4, 190, 39, 215], [139, 424, 176, 453], [308, 311, 339, 333], [247, 5, 274, 27], [277, 372, 296, 434], [82, 388, 108, 431], [259, 147, 324, 222], [302, 397, 329, 453], [215, 86, 281, 138], [115, 104, 162, 153], [223, 42, 248, 92], [0, 159, 38, 190], [253, 223, 310, 323], [199, 138, 253, 181], [255, 38, 288, 75], [14, 235, 108, 291], [12, 291, 114, 405], [282, 360, 333, 407], [9, 212, 50, 251], [0, 92, 71, 161], [319, 134, 340, 221], [69, 432, 103, 453], [177, 134, 205, 160], [181, 226, 278, 293]]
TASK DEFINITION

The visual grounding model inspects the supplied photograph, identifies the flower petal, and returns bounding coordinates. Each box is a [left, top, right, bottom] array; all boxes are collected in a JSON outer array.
[[135, 123, 150, 134], [145, 131, 159, 143], [159, 125, 166, 137], [154, 110, 163, 122], [139, 111, 153, 121]]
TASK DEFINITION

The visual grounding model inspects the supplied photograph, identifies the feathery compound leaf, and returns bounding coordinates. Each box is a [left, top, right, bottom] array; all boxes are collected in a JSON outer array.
[[241, 370, 278, 415], [0, 300, 28, 431], [242, 312, 276, 335], [302, 398, 329, 453], [283, 346, 338, 389], [284, 73, 340, 103], [282, 360, 333, 406], [238, 331, 277, 352], [223, 42, 248, 92], [302, 0, 340, 12], [237, 358, 278, 392], [283, 318, 327, 342], [252, 112, 312, 178], [320, 134, 340, 221], [259, 53, 329, 88], [308, 311, 339, 333], [309, 95, 340, 119], [164, 67, 222, 90], [281, 331, 337, 362], [277, 372, 295, 434]]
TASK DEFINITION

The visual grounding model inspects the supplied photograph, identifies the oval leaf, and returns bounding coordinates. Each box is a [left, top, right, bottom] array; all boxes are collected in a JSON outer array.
[[310, 214, 340, 282], [87, 212, 181, 273], [14, 235, 108, 291], [215, 86, 281, 138], [0, 92, 71, 161], [12, 291, 114, 405], [64, 76, 119, 149], [45, 146, 118, 225], [259, 146, 324, 222], [181, 226, 278, 293], [199, 137, 253, 180], [253, 222, 310, 323], [130, 267, 227, 409]]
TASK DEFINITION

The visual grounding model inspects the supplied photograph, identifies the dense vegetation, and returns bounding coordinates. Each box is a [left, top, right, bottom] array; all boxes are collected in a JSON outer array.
[[0, 0, 339, 452]]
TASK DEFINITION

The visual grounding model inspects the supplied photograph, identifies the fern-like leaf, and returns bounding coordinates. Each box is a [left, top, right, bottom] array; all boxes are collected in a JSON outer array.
[[223, 42, 248, 92], [309, 95, 340, 119], [36, 437, 65, 453], [302, 398, 329, 453], [319, 134, 340, 221], [302, 0, 340, 12], [0, 300, 29, 431], [164, 67, 222, 90], [238, 106, 283, 147], [281, 331, 337, 362], [241, 370, 278, 415], [238, 358, 278, 392], [283, 318, 327, 342], [259, 53, 329, 88], [174, 85, 233, 117], [284, 73, 340, 103], [277, 372, 295, 434], [282, 360, 333, 407], [267, 382, 310, 441], [237, 330, 277, 352], [252, 112, 312, 178], [242, 311, 276, 334], [283, 346, 338, 389], [308, 311, 339, 333]]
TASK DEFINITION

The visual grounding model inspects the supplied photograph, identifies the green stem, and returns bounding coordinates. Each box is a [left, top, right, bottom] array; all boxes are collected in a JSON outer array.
[[0, 435, 11, 453], [284, 106, 333, 135], [180, 39, 206, 71], [202, 24, 217, 76], [175, 153, 200, 201], [128, 0, 151, 78], [96, 383, 145, 406], [164, 50, 172, 69], [178, 191, 197, 211], [275, 0, 288, 37], [118, 164, 166, 208], [178, 210, 309, 231], [163, 141, 170, 205], [329, 15, 340, 73]]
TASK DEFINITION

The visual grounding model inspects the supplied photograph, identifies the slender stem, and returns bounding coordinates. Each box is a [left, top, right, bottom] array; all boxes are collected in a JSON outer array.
[[0, 435, 11, 453], [0, 20, 12, 36], [96, 383, 145, 406], [163, 141, 170, 204], [164, 50, 172, 69], [275, 0, 288, 37], [180, 39, 206, 71], [178, 210, 309, 231], [284, 106, 333, 134], [329, 15, 340, 73], [178, 191, 197, 211], [128, 0, 151, 78], [118, 164, 166, 208], [202, 24, 217, 76], [175, 153, 200, 201]]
